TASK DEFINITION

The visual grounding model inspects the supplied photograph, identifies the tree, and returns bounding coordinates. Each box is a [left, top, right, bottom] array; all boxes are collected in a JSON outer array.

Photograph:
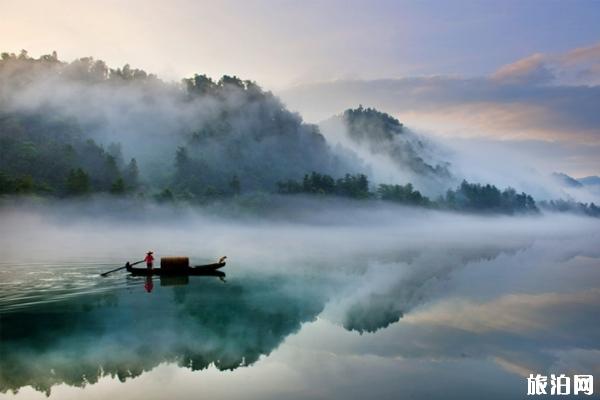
[[14, 176, 35, 193], [183, 74, 216, 96], [219, 75, 245, 90], [174, 146, 192, 185], [124, 158, 139, 188], [90, 60, 109, 81], [155, 188, 174, 203], [110, 178, 125, 195], [65, 168, 90, 195], [229, 175, 241, 195], [107, 143, 124, 166], [277, 172, 370, 199], [175, 146, 189, 170], [336, 173, 370, 198], [443, 180, 538, 214], [277, 179, 303, 194], [377, 183, 430, 206], [102, 155, 120, 190], [0, 172, 14, 194]]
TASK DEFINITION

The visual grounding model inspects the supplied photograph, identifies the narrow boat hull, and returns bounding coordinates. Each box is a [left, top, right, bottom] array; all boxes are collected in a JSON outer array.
[[127, 262, 226, 276]]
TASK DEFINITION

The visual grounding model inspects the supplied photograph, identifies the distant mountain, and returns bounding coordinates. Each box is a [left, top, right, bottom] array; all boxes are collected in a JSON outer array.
[[320, 106, 451, 186], [1, 51, 595, 219], [0, 50, 356, 197], [579, 176, 600, 186], [551, 172, 583, 188]]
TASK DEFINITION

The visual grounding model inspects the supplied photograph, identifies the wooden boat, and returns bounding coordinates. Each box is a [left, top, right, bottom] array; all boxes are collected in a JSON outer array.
[[126, 261, 226, 276]]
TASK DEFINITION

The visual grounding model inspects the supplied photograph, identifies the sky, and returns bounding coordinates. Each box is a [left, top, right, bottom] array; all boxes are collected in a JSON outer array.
[[2, 0, 600, 176], [2, 0, 599, 88]]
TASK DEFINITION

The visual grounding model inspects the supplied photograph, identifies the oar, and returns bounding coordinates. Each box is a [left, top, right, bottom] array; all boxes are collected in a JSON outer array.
[[101, 260, 144, 277]]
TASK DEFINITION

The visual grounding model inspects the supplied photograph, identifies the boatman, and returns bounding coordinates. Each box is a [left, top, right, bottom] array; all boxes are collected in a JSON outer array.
[[145, 251, 154, 270]]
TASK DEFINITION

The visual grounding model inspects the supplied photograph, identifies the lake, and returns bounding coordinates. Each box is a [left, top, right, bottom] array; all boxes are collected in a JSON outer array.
[[0, 203, 599, 399]]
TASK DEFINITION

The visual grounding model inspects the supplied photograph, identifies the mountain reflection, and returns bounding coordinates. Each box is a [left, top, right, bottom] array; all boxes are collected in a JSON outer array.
[[341, 245, 521, 333], [2, 231, 595, 397], [0, 274, 325, 395]]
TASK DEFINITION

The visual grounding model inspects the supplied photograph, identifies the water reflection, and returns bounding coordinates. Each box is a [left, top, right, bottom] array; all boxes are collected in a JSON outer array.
[[144, 276, 154, 292], [0, 221, 599, 399], [0, 273, 325, 395], [143, 272, 226, 293], [340, 245, 525, 333]]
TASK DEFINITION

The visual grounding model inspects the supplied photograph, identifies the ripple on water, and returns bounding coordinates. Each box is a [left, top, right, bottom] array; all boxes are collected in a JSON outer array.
[[0, 261, 135, 312]]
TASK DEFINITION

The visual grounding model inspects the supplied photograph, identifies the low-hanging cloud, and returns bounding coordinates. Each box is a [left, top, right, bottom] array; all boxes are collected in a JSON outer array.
[[279, 42, 600, 181], [2, 53, 370, 192], [280, 75, 600, 143], [1, 197, 598, 394]]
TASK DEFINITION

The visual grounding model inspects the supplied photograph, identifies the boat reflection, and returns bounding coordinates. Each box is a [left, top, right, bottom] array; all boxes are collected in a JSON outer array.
[[141, 271, 227, 293], [144, 276, 154, 292], [0, 273, 324, 395]]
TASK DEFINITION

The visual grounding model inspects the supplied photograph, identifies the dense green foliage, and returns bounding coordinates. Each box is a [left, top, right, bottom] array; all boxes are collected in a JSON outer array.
[[343, 105, 404, 142], [277, 172, 370, 199], [65, 168, 90, 195], [0, 51, 341, 199], [176, 74, 338, 198], [278, 173, 540, 215], [539, 199, 600, 217], [0, 51, 596, 219], [377, 183, 431, 206], [0, 113, 139, 196], [443, 180, 538, 214], [1, 49, 158, 85], [337, 106, 450, 178]]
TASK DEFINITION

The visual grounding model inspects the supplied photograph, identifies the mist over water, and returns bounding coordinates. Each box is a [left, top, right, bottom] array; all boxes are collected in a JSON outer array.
[[2, 6, 600, 400], [1, 200, 598, 399]]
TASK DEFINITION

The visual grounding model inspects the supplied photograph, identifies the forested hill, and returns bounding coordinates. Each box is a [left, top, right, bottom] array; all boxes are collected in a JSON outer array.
[[0, 113, 138, 195], [341, 106, 449, 178], [1, 51, 596, 218], [0, 50, 353, 198]]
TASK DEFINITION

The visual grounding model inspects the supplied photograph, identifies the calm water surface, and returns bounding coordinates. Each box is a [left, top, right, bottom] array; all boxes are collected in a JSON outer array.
[[0, 212, 599, 399]]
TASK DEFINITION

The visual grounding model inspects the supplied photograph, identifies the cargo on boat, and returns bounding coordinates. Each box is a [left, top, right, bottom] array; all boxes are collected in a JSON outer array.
[[126, 256, 226, 276]]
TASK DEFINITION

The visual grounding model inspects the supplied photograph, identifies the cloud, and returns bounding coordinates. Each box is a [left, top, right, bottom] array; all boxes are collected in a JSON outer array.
[[280, 76, 600, 143], [404, 289, 600, 336], [436, 137, 600, 198], [279, 42, 600, 182], [279, 44, 600, 180], [279, 41, 600, 153], [491, 53, 554, 85], [1, 198, 598, 395], [562, 43, 600, 66], [490, 42, 600, 86], [559, 42, 600, 84], [287, 224, 600, 383]]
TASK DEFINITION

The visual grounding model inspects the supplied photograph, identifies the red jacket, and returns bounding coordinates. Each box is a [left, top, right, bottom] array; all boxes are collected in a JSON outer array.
[[145, 254, 154, 263]]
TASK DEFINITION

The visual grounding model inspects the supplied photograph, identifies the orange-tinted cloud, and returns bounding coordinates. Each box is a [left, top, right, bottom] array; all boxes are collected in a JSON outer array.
[[491, 54, 553, 85]]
